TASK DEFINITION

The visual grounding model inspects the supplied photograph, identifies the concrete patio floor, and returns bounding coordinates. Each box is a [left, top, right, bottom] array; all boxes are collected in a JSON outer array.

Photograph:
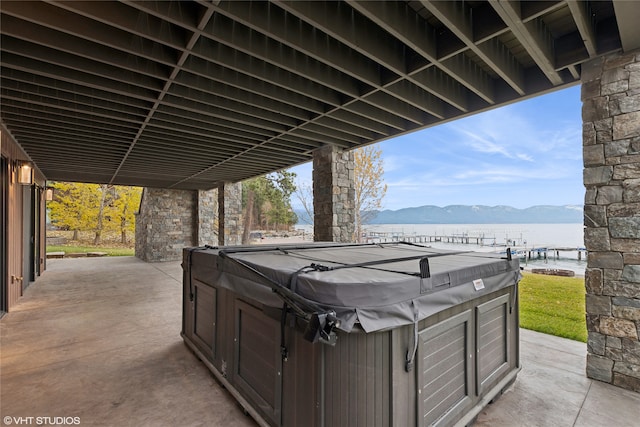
[[1, 257, 638, 427]]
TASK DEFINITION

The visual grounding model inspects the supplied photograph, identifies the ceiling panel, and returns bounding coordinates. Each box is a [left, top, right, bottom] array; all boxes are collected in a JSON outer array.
[[0, 0, 631, 189]]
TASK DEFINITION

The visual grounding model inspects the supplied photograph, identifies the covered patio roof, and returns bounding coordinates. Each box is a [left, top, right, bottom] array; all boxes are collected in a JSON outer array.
[[1, 0, 639, 189]]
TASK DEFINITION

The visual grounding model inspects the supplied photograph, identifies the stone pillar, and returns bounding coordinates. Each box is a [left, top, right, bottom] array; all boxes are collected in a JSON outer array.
[[312, 145, 355, 242], [135, 184, 243, 259], [135, 188, 197, 262], [196, 189, 218, 246], [217, 182, 243, 246], [582, 49, 640, 392]]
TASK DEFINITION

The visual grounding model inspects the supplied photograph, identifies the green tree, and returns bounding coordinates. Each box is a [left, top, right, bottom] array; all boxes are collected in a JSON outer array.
[[242, 175, 270, 240], [265, 170, 297, 230], [354, 145, 387, 242], [242, 171, 297, 242]]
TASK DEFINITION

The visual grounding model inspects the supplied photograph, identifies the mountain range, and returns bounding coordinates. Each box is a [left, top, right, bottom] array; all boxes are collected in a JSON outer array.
[[295, 205, 583, 225]]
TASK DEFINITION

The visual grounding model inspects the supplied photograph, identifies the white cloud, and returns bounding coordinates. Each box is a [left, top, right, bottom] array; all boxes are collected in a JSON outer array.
[[516, 153, 534, 162], [452, 168, 524, 183], [455, 128, 515, 158], [441, 105, 582, 164], [383, 154, 412, 173]]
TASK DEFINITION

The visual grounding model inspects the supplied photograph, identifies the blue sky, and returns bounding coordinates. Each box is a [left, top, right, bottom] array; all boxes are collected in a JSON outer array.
[[289, 85, 584, 211]]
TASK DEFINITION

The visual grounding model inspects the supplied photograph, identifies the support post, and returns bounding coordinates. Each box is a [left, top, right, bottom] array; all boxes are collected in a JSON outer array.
[[135, 188, 196, 262], [582, 49, 640, 392], [196, 189, 218, 246], [218, 182, 243, 246], [312, 145, 355, 243]]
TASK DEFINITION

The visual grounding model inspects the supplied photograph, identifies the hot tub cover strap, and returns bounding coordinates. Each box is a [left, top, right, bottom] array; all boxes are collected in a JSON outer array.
[[219, 250, 341, 345], [405, 301, 420, 372], [194, 243, 521, 335]]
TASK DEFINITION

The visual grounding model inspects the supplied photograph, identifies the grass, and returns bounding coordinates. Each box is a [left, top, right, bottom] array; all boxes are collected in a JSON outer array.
[[47, 230, 135, 257], [519, 272, 587, 342], [47, 245, 134, 257]]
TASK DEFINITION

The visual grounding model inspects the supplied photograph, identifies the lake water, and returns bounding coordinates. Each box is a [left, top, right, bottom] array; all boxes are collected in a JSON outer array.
[[296, 223, 587, 275]]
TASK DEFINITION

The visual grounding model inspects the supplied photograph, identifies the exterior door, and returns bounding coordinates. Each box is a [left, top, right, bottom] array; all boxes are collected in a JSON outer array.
[[1, 157, 7, 314], [33, 186, 41, 278], [22, 185, 34, 288]]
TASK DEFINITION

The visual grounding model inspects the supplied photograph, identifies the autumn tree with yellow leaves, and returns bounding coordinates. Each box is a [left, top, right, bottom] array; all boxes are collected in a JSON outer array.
[[48, 182, 142, 245], [110, 185, 143, 244], [354, 145, 387, 242]]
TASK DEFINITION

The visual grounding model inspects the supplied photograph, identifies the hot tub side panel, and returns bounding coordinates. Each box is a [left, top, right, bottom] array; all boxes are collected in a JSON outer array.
[[280, 325, 323, 427], [317, 284, 519, 427], [231, 304, 399, 427], [182, 249, 322, 426], [233, 299, 283, 424], [322, 330, 394, 427], [413, 287, 519, 427], [182, 276, 233, 377], [278, 284, 516, 427], [181, 248, 520, 427]]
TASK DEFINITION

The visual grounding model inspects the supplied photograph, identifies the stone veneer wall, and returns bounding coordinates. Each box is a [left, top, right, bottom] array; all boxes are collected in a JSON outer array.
[[135, 186, 242, 261], [135, 188, 196, 262], [582, 49, 640, 392], [197, 189, 218, 246], [218, 182, 243, 246], [313, 145, 355, 242]]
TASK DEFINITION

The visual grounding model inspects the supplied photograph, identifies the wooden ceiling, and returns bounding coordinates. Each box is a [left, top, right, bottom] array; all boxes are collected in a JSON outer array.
[[1, 1, 638, 189]]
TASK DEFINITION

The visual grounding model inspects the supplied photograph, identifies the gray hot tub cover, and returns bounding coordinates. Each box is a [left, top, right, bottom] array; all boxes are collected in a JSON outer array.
[[187, 242, 521, 333]]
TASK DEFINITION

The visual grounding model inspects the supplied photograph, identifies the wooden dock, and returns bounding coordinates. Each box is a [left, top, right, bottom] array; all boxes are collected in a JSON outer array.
[[523, 246, 587, 261], [363, 231, 587, 261], [364, 231, 502, 245]]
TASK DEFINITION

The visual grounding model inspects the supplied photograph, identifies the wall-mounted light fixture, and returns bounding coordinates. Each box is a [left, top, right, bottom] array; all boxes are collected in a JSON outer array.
[[18, 162, 33, 185], [45, 186, 54, 201]]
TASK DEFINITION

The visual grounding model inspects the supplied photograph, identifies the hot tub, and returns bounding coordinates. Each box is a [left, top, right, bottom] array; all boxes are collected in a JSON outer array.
[[182, 242, 521, 427]]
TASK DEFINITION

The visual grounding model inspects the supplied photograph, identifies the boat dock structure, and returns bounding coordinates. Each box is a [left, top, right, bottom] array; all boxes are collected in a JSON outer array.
[[362, 232, 588, 261], [524, 247, 588, 261]]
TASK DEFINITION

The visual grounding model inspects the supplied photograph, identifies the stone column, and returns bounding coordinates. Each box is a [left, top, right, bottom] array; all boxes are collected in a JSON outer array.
[[217, 182, 243, 246], [135, 188, 197, 262], [582, 49, 640, 392], [312, 145, 355, 242], [196, 189, 219, 246]]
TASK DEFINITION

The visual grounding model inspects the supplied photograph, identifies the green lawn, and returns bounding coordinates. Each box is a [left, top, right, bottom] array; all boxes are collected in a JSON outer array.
[[519, 272, 587, 342], [47, 245, 134, 257]]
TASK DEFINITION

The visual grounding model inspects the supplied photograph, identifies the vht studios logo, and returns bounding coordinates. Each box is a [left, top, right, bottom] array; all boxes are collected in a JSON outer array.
[[3, 416, 81, 425]]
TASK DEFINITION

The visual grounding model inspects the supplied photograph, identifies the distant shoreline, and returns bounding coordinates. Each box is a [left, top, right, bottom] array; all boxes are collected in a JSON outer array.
[[295, 205, 583, 225]]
